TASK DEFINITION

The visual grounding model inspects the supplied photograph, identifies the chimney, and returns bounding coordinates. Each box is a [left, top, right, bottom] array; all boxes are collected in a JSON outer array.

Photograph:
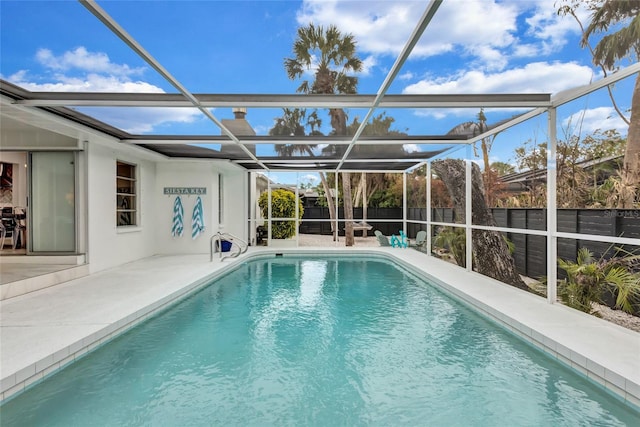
[[233, 107, 247, 120]]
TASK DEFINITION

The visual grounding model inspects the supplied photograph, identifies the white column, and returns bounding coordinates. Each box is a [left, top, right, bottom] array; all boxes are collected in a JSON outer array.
[[334, 175, 339, 246], [249, 172, 257, 246], [547, 108, 558, 304], [267, 173, 272, 246], [426, 162, 432, 256], [465, 159, 472, 272], [363, 173, 367, 233], [403, 171, 407, 237], [295, 173, 300, 247]]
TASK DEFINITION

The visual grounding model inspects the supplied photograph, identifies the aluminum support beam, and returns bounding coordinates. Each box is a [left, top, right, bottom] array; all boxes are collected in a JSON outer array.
[[403, 172, 407, 237], [426, 162, 432, 256], [547, 108, 558, 304], [552, 63, 640, 107], [465, 158, 472, 272], [122, 136, 469, 145], [14, 93, 551, 109]]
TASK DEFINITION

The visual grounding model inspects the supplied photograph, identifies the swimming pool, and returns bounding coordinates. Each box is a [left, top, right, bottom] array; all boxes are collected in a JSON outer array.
[[2, 256, 638, 425]]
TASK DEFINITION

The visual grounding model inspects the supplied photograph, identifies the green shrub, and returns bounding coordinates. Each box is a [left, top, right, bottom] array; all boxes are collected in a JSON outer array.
[[258, 189, 304, 239], [558, 248, 640, 315]]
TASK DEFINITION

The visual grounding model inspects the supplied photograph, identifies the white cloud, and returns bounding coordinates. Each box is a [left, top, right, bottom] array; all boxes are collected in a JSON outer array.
[[473, 46, 508, 71], [252, 124, 271, 135], [7, 47, 202, 134], [8, 71, 164, 93], [562, 107, 629, 136], [512, 43, 540, 58], [297, 0, 518, 56], [404, 61, 595, 94], [76, 107, 200, 134], [301, 174, 318, 182], [422, 0, 518, 56], [297, 0, 519, 70], [297, 0, 422, 56], [403, 144, 419, 153], [520, 0, 585, 56], [296, 0, 588, 72], [9, 47, 158, 93], [405, 61, 597, 119], [35, 47, 145, 76], [398, 71, 415, 81], [360, 55, 377, 76]]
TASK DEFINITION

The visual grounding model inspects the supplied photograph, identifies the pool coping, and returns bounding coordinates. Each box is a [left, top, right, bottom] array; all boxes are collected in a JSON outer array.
[[1, 247, 639, 409]]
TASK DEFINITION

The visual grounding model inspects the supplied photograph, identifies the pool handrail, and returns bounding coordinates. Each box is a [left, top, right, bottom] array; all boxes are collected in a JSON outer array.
[[210, 232, 248, 261]]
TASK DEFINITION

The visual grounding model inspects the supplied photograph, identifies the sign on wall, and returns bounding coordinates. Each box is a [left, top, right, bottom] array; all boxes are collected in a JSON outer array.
[[163, 187, 207, 195]]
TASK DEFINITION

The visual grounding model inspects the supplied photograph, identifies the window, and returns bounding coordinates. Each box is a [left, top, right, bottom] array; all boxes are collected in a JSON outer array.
[[116, 161, 137, 226]]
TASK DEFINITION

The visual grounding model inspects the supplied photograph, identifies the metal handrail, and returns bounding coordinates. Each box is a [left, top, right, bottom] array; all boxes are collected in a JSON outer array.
[[210, 232, 248, 261]]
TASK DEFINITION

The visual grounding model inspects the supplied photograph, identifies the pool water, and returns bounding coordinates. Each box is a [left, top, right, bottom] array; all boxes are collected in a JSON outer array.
[[2, 257, 638, 426]]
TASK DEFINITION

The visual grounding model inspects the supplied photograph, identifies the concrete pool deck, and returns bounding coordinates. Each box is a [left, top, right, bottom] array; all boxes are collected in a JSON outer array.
[[1, 247, 639, 409]]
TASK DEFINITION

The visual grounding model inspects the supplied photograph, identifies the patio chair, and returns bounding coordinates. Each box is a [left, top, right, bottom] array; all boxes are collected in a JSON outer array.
[[411, 230, 427, 250], [374, 230, 391, 246], [0, 208, 16, 249], [0, 221, 6, 248]]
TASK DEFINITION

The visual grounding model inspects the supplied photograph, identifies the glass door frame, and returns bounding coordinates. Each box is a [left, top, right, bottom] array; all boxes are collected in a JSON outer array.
[[28, 150, 79, 254]]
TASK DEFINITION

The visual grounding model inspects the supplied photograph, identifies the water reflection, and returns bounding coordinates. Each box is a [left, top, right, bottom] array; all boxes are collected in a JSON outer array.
[[298, 260, 327, 308]]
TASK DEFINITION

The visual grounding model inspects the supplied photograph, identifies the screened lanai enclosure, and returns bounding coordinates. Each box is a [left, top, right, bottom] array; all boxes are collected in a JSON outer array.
[[1, 0, 639, 310]]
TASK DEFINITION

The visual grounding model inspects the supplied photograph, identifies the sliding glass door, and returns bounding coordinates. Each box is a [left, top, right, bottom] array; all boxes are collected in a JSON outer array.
[[30, 152, 76, 252]]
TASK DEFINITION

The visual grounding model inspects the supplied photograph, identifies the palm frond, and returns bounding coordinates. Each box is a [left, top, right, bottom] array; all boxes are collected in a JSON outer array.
[[604, 266, 640, 313], [576, 247, 594, 266], [582, 0, 640, 69], [592, 19, 640, 69]]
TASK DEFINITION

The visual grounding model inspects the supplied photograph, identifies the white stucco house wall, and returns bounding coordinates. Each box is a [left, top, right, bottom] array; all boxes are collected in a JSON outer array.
[[0, 87, 250, 291]]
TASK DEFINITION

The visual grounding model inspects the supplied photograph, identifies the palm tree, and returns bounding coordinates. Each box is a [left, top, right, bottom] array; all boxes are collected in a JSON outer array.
[[285, 23, 363, 245], [582, 0, 640, 206], [270, 108, 341, 239]]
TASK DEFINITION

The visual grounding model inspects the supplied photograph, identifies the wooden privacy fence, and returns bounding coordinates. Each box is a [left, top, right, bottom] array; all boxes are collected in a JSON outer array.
[[300, 207, 639, 279], [299, 207, 403, 237]]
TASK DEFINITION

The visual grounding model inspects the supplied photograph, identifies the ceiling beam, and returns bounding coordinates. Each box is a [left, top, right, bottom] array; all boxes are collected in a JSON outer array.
[[14, 93, 551, 108], [234, 158, 432, 164], [122, 135, 469, 145]]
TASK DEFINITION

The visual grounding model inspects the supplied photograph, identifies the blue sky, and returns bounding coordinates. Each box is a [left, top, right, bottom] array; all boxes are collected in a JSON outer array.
[[1, 0, 635, 182]]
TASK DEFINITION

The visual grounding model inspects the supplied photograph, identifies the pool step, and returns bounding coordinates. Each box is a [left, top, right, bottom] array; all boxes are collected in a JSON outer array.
[[0, 256, 89, 300]]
